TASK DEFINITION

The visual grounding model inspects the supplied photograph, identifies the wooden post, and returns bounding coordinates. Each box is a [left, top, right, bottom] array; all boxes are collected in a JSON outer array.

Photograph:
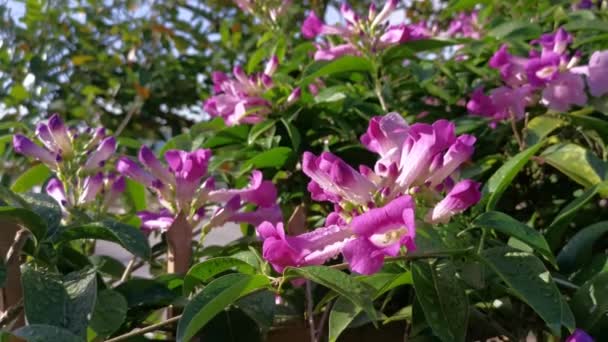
[[0, 220, 25, 329]]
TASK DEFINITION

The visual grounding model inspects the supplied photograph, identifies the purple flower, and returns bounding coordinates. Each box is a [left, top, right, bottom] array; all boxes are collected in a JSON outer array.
[[48, 114, 73, 157], [541, 72, 587, 112], [208, 170, 277, 208], [396, 120, 456, 189], [585, 50, 608, 97], [302, 151, 376, 205], [103, 175, 126, 208], [79, 172, 104, 204], [467, 88, 496, 117], [35, 123, 58, 152], [313, 43, 360, 61], [566, 329, 594, 342], [445, 11, 480, 39], [165, 149, 212, 209], [426, 134, 476, 187], [83, 136, 116, 171], [287, 87, 301, 104], [12, 134, 58, 168], [257, 221, 353, 273], [360, 112, 409, 176], [138, 210, 175, 233], [525, 52, 561, 87], [138, 145, 174, 185], [116, 157, 158, 188], [343, 195, 416, 275], [489, 85, 532, 121], [535, 27, 572, 55], [46, 178, 67, 207], [302, 11, 324, 39], [264, 55, 279, 76], [370, 0, 397, 28], [425, 179, 481, 224]]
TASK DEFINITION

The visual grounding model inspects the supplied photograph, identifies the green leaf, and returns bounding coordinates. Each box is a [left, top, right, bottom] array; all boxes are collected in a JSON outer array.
[[280, 119, 301, 151], [286, 266, 377, 322], [412, 261, 468, 342], [57, 220, 150, 259], [0, 206, 46, 243], [202, 125, 249, 148], [176, 273, 270, 342], [89, 289, 128, 338], [9, 84, 29, 102], [564, 19, 608, 32], [246, 47, 268, 74], [160, 133, 192, 155], [125, 179, 146, 211], [557, 221, 608, 274], [488, 21, 542, 40], [22, 266, 97, 337], [21, 192, 62, 237], [570, 272, 608, 338], [328, 272, 411, 342], [480, 247, 563, 334], [235, 290, 276, 332], [243, 147, 292, 169], [383, 38, 460, 63], [542, 143, 606, 188], [525, 115, 566, 146], [483, 143, 544, 210], [299, 56, 372, 87], [314, 86, 347, 103], [13, 324, 81, 342], [545, 182, 605, 247], [248, 120, 276, 145], [183, 257, 257, 294], [473, 211, 555, 266], [10, 164, 51, 193], [115, 278, 176, 309]]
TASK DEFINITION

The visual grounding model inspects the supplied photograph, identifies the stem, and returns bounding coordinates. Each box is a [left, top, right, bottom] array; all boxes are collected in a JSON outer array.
[[509, 110, 524, 151], [316, 299, 333, 341], [372, 57, 388, 112], [477, 229, 488, 254], [119, 258, 137, 284], [104, 315, 182, 342], [115, 100, 142, 136], [306, 280, 317, 342]]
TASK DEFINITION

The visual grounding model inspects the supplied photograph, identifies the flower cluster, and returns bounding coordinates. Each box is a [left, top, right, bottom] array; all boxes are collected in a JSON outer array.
[[445, 11, 481, 39], [301, 0, 429, 61], [467, 28, 608, 123], [256, 113, 481, 275], [203, 56, 300, 126], [12, 114, 124, 212], [234, 0, 291, 24], [117, 146, 281, 233]]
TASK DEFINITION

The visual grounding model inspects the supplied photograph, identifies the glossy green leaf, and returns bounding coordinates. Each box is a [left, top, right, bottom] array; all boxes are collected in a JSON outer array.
[[10, 164, 51, 193], [545, 182, 605, 247], [13, 324, 81, 342], [21, 192, 62, 237], [89, 289, 128, 338], [300, 56, 372, 86], [22, 266, 97, 337], [473, 211, 555, 265], [481, 247, 563, 335], [57, 220, 150, 259], [235, 290, 276, 332], [287, 266, 377, 322], [280, 118, 301, 151], [243, 147, 292, 169], [557, 221, 608, 274], [125, 179, 146, 211], [412, 261, 469, 342], [314, 86, 347, 103], [115, 278, 176, 309], [483, 143, 544, 210], [525, 115, 566, 146], [248, 120, 276, 145], [329, 271, 412, 341], [0, 206, 46, 243], [488, 21, 542, 40], [542, 143, 606, 188], [183, 257, 257, 294], [383, 39, 459, 63], [176, 273, 270, 342], [570, 272, 608, 338]]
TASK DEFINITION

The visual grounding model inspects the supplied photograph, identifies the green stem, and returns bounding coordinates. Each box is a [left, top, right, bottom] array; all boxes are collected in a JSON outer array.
[[477, 229, 488, 254]]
